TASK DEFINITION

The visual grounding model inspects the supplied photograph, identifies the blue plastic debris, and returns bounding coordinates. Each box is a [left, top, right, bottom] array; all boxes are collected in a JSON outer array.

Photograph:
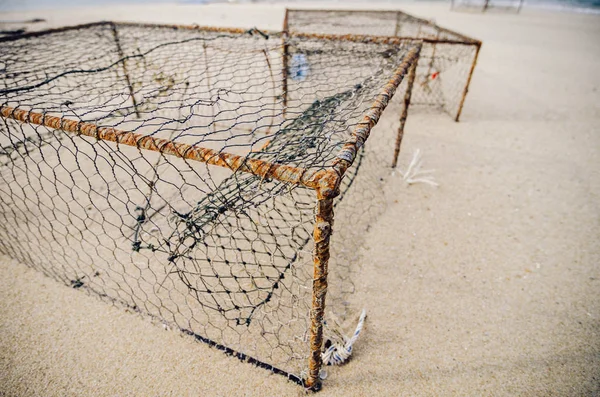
[[290, 53, 310, 81]]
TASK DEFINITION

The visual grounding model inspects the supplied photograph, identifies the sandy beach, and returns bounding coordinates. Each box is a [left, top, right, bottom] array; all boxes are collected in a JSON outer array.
[[1, 1, 599, 396]]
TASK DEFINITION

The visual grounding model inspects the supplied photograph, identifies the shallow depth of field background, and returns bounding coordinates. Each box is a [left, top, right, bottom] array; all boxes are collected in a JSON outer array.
[[0, 1, 599, 396]]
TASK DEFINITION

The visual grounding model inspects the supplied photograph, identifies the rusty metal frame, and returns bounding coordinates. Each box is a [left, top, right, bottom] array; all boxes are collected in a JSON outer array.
[[284, 8, 482, 122], [392, 58, 418, 169], [451, 0, 524, 13], [0, 22, 422, 391], [284, 8, 480, 44], [289, 31, 477, 46], [455, 41, 481, 122], [0, 21, 258, 44], [0, 106, 326, 190], [304, 45, 421, 390]]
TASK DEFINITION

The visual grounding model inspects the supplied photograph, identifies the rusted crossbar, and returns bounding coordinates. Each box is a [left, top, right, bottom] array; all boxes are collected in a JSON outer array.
[[285, 8, 481, 45], [289, 31, 479, 46], [0, 106, 324, 189], [332, 44, 422, 179]]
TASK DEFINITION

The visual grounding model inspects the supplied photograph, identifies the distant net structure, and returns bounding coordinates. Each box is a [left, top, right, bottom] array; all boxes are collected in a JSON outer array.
[[285, 9, 482, 121], [0, 22, 422, 390], [0, 18, 47, 37], [451, 0, 524, 13]]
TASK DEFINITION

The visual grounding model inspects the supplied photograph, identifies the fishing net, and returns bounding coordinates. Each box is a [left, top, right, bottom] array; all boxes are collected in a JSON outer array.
[[285, 9, 481, 121], [451, 0, 524, 13], [0, 22, 421, 389]]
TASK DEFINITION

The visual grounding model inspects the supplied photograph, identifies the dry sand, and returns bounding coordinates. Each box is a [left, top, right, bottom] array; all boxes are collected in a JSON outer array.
[[1, 2, 599, 396]]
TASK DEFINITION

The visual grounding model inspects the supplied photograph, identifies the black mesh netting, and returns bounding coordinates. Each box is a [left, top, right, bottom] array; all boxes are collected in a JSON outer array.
[[285, 9, 481, 121], [451, 0, 524, 13], [0, 22, 420, 384]]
